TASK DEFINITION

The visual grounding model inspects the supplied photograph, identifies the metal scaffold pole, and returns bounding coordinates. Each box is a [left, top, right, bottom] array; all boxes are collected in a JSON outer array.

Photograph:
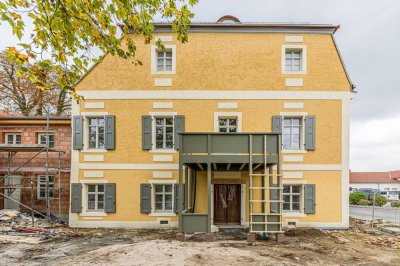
[[45, 114, 50, 218]]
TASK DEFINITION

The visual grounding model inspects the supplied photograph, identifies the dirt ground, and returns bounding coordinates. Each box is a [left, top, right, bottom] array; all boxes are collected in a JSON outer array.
[[1, 218, 400, 266]]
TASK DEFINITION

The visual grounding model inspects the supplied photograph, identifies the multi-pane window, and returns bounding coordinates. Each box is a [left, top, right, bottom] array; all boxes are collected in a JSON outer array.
[[156, 50, 173, 72], [155, 117, 174, 149], [37, 175, 54, 199], [5, 133, 21, 144], [87, 184, 104, 211], [218, 118, 237, 133], [283, 185, 301, 212], [154, 184, 173, 212], [285, 50, 302, 71], [283, 118, 301, 150], [88, 118, 105, 149], [38, 133, 55, 148]]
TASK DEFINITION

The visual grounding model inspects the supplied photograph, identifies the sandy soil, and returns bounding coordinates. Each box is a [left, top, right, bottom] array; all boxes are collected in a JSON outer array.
[[1, 219, 400, 266]]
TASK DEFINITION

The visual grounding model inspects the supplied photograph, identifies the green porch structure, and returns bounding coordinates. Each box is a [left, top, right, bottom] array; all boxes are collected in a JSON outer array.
[[178, 132, 283, 234]]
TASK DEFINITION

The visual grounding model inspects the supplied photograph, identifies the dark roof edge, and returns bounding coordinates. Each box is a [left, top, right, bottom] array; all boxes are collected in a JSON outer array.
[[0, 116, 70, 121]]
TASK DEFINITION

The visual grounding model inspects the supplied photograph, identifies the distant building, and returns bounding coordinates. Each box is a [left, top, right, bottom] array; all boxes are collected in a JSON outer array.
[[0, 116, 71, 222], [350, 171, 400, 192]]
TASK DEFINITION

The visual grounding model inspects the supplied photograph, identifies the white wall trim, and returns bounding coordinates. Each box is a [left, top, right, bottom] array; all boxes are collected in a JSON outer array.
[[282, 44, 307, 75], [283, 180, 307, 184], [151, 44, 176, 74], [285, 78, 304, 87], [83, 171, 104, 178], [154, 35, 172, 42], [218, 102, 238, 109], [80, 179, 108, 184], [213, 112, 242, 132], [153, 171, 173, 178], [283, 155, 304, 162], [154, 78, 172, 87], [69, 100, 80, 227], [153, 102, 173, 109], [283, 212, 307, 217], [283, 171, 303, 179], [148, 179, 176, 184], [284, 102, 304, 109], [280, 111, 308, 116], [341, 96, 351, 228], [153, 155, 173, 162], [81, 111, 108, 116], [79, 90, 353, 100], [84, 155, 104, 162], [285, 36, 304, 43], [79, 163, 179, 170], [283, 221, 348, 229], [81, 112, 109, 153], [84, 102, 104, 109], [282, 164, 342, 171]]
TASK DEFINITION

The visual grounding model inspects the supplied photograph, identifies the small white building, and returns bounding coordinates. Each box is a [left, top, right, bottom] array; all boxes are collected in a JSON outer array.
[[350, 171, 400, 192]]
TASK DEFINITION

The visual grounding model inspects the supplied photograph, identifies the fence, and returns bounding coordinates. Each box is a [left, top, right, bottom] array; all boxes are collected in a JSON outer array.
[[350, 205, 400, 225]]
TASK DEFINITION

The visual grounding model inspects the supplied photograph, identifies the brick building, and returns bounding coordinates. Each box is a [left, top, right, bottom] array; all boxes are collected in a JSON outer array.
[[0, 116, 71, 222]]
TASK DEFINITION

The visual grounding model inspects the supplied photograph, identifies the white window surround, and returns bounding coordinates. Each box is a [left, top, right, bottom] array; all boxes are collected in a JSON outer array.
[[151, 44, 176, 74], [80, 180, 108, 217], [5, 133, 21, 144], [280, 112, 307, 153], [149, 112, 177, 153], [81, 112, 108, 153], [149, 179, 176, 217], [214, 112, 242, 132], [282, 44, 307, 75], [283, 184, 303, 213], [37, 133, 55, 148]]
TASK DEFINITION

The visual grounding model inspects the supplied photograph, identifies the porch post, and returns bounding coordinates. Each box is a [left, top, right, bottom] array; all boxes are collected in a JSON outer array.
[[184, 166, 189, 210], [207, 162, 212, 233], [178, 134, 183, 232]]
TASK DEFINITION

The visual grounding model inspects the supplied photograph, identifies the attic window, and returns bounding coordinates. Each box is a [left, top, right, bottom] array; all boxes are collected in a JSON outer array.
[[216, 15, 241, 24]]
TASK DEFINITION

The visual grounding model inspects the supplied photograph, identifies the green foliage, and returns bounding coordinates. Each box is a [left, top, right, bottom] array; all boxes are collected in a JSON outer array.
[[357, 199, 372, 206], [373, 194, 388, 207], [391, 201, 400, 208], [349, 192, 367, 205], [0, 0, 198, 99]]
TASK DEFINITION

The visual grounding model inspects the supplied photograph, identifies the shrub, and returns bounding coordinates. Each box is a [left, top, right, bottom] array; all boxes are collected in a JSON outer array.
[[357, 199, 372, 206], [373, 194, 388, 207], [350, 192, 367, 205], [391, 201, 400, 208]]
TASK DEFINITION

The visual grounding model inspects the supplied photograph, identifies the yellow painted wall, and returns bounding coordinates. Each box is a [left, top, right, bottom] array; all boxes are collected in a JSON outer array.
[[76, 33, 350, 91], [78, 99, 342, 165]]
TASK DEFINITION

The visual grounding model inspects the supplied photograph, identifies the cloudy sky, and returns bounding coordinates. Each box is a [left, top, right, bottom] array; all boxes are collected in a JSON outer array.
[[0, 0, 399, 171]]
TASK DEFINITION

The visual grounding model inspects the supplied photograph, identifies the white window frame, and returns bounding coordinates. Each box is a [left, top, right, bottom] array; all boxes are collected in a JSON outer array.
[[151, 44, 176, 74], [218, 117, 238, 133], [153, 184, 174, 213], [81, 112, 108, 153], [150, 112, 177, 153], [154, 117, 174, 150], [280, 112, 307, 153], [283, 117, 302, 151], [214, 112, 242, 133], [37, 175, 55, 199], [282, 45, 307, 75], [87, 184, 105, 212], [37, 133, 55, 148], [283, 184, 302, 213], [5, 133, 22, 145]]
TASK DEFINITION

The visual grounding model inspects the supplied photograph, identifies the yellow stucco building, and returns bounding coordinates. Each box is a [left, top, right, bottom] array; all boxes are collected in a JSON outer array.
[[69, 16, 353, 233]]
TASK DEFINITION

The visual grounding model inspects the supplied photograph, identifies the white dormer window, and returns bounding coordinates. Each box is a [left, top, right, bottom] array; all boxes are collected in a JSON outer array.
[[151, 45, 176, 74], [282, 45, 307, 74], [285, 50, 302, 71]]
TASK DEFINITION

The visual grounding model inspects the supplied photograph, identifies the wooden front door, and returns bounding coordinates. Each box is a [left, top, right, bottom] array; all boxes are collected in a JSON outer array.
[[214, 184, 241, 224]]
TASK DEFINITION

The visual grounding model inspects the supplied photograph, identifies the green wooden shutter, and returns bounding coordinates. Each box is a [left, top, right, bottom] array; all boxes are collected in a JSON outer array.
[[104, 183, 116, 213], [72, 116, 83, 150], [305, 116, 316, 150], [304, 184, 316, 214], [104, 115, 115, 150], [140, 184, 151, 214], [174, 115, 185, 150], [142, 115, 152, 150], [272, 115, 283, 134], [174, 183, 186, 213], [71, 183, 82, 213], [270, 184, 279, 213]]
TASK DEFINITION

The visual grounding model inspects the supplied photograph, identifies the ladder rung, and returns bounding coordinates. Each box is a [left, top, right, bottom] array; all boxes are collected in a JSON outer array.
[[251, 222, 283, 225]]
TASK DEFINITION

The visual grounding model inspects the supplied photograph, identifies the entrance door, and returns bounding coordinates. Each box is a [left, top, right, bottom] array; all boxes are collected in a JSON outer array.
[[214, 184, 241, 224], [4, 176, 21, 210]]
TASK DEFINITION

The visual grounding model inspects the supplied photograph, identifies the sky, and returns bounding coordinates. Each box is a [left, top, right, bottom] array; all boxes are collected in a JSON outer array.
[[0, 0, 399, 171]]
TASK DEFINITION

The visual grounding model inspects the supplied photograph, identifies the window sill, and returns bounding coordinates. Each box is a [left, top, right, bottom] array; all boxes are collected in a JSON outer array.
[[79, 212, 108, 217], [283, 212, 307, 217], [282, 70, 306, 75], [82, 149, 108, 153], [282, 149, 307, 154], [152, 71, 176, 75], [148, 213, 176, 217], [149, 149, 177, 154]]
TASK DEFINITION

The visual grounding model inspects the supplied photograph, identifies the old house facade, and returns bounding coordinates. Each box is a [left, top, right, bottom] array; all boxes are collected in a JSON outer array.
[[0, 116, 71, 222], [69, 17, 352, 233]]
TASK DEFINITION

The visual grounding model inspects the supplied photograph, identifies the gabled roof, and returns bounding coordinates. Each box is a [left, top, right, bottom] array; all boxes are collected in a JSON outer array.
[[350, 171, 400, 183]]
